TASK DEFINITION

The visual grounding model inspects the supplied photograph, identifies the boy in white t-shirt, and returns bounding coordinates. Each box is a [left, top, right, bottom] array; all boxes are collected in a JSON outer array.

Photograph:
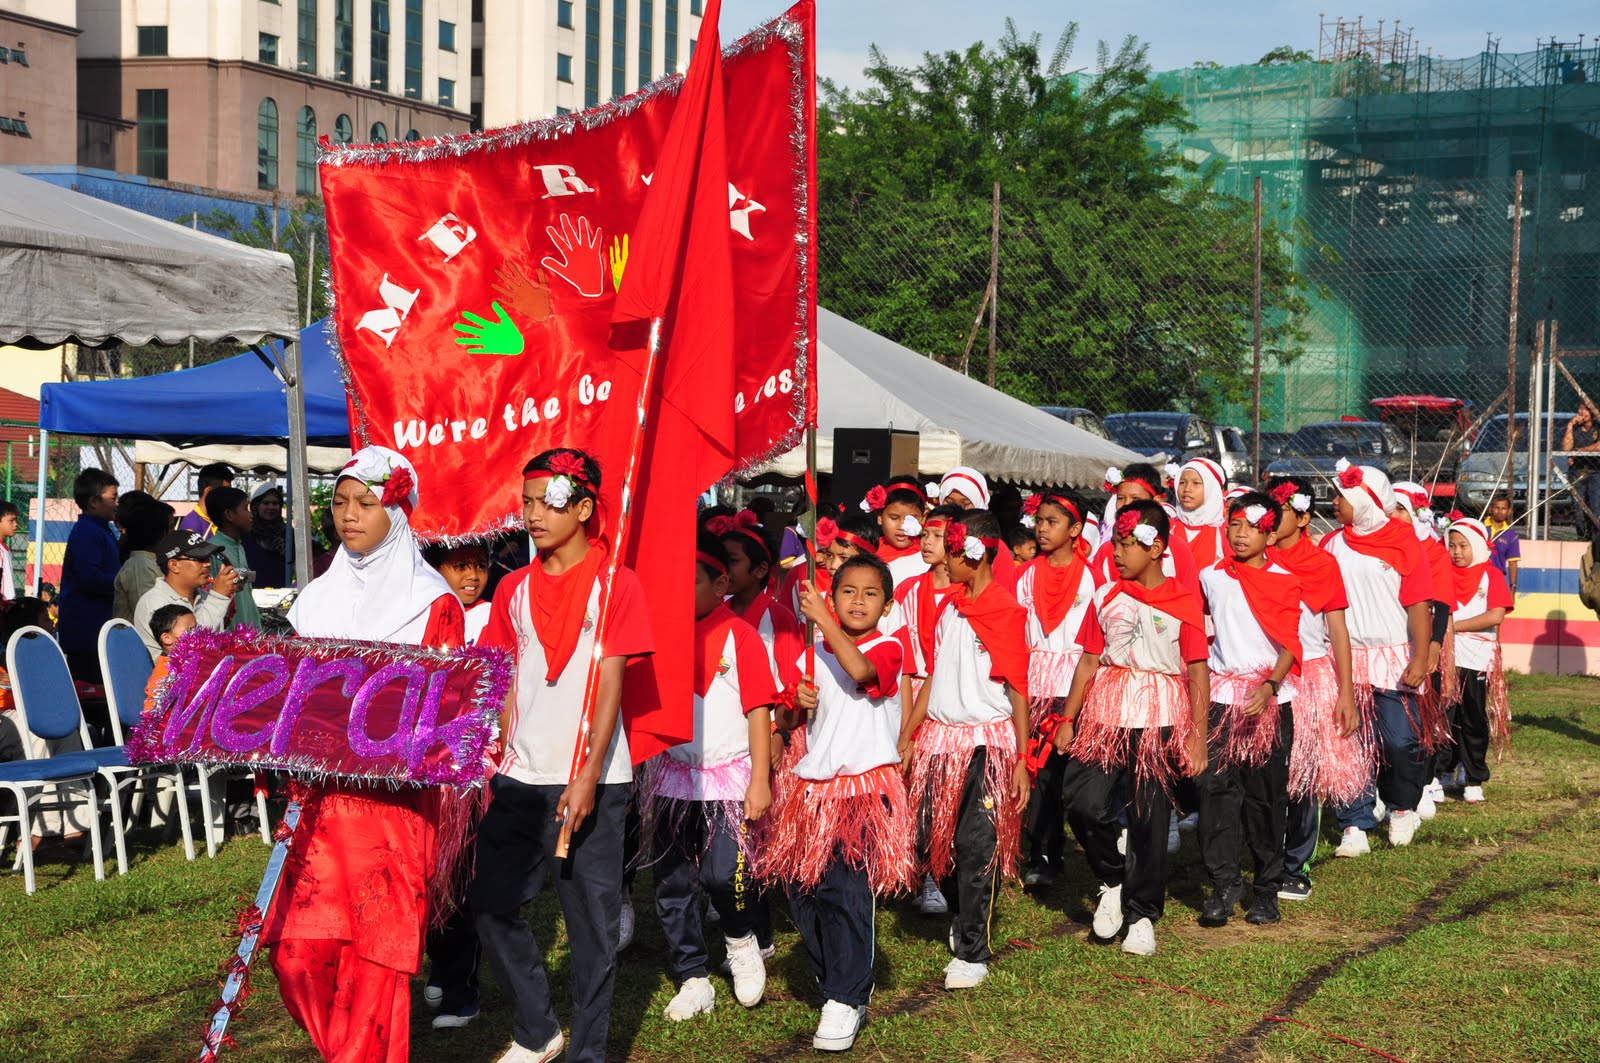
[[472, 449, 655, 1063], [1195, 493, 1302, 929], [644, 534, 777, 1022], [766, 552, 912, 1052], [901, 508, 1032, 991], [1054, 500, 1210, 957]]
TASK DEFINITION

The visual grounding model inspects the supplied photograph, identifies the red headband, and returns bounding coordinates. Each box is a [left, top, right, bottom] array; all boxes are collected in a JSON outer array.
[[525, 452, 592, 488], [888, 481, 929, 503], [1336, 463, 1385, 511], [708, 510, 771, 562], [1227, 502, 1278, 532], [696, 550, 728, 575], [837, 530, 876, 554], [1185, 459, 1225, 493], [1110, 477, 1164, 500], [1026, 493, 1081, 524]]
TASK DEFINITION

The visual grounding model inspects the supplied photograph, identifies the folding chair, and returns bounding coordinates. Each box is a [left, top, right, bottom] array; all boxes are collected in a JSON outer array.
[[97, 619, 196, 871], [2, 626, 109, 892]]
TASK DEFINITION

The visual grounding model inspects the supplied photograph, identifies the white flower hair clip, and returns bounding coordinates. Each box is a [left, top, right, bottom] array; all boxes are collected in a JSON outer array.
[[1131, 524, 1158, 547], [1418, 507, 1436, 526], [1164, 462, 1182, 481], [543, 475, 575, 508], [1244, 504, 1269, 526], [925, 481, 941, 498], [1291, 492, 1311, 513], [1020, 514, 1035, 529], [1104, 467, 1124, 486], [963, 538, 986, 561], [902, 514, 923, 537], [1335, 457, 1351, 474]]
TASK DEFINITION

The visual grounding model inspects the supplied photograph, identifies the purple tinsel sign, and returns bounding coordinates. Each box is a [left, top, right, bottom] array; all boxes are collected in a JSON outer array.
[[127, 628, 510, 788]]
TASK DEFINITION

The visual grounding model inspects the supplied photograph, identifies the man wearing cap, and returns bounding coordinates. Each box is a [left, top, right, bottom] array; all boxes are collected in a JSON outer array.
[[131, 529, 240, 660]]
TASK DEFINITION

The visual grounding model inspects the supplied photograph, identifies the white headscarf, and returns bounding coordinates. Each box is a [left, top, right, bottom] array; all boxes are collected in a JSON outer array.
[[1448, 517, 1492, 566], [938, 466, 991, 509], [1335, 460, 1396, 536], [1390, 482, 1437, 542], [1177, 457, 1227, 528], [287, 446, 453, 644]]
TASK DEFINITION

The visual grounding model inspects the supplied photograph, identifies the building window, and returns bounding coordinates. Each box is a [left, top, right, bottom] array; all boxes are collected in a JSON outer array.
[[136, 89, 168, 179], [334, 113, 353, 144], [665, 0, 677, 72], [638, 0, 652, 82], [557, 106, 571, 116], [257, 98, 279, 189], [334, 0, 354, 82], [585, 0, 600, 108], [370, 0, 389, 91], [690, 0, 701, 13], [259, 33, 279, 64], [470, 101, 482, 130], [556, 52, 573, 83], [439, 20, 456, 51], [557, 1, 573, 29], [472, 0, 483, 20], [612, 0, 626, 98], [471, 46, 482, 76], [298, 0, 318, 74], [370, 120, 389, 142], [296, 106, 317, 195], [136, 26, 168, 56], [405, 128, 420, 141], [439, 78, 455, 108], [404, 0, 422, 99]]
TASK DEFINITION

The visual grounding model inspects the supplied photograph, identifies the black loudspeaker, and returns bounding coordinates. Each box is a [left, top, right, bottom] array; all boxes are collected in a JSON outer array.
[[831, 429, 920, 509]]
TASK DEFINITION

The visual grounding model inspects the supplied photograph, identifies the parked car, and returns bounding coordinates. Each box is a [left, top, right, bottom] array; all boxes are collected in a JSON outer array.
[[1036, 406, 1111, 440], [1264, 420, 1412, 505], [1257, 431, 1293, 464], [1370, 395, 1474, 500], [1220, 425, 1256, 486], [1455, 412, 1576, 524], [1103, 412, 1223, 469]]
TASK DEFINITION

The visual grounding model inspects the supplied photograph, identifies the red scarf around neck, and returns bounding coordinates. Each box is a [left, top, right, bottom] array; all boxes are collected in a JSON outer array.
[[877, 539, 922, 563], [1182, 522, 1221, 569], [694, 602, 739, 698], [1107, 576, 1206, 636], [1340, 517, 1422, 575], [911, 571, 957, 669], [1269, 535, 1344, 615], [1028, 545, 1087, 636], [1424, 537, 1453, 605], [529, 542, 607, 682], [731, 588, 773, 622], [949, 580, 1031, 699], [1220, 555, 1304, 671]]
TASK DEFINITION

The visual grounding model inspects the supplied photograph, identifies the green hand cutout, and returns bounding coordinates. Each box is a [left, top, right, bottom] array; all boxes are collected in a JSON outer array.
[[453, 301, 525, 356]]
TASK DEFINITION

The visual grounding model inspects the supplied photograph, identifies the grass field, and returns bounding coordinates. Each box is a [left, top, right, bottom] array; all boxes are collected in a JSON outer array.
[[3, 674, 1598, 1063]]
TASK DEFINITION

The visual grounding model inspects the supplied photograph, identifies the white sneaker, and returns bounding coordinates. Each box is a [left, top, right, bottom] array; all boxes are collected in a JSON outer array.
[[1388, 809, 1421, 847], [1373, 796, 1388, 823], [1417, 791, 1437, 821], [719, 941, 775, 975], [916, 874, 949, 915], [432, 1005, 480, 1029], [1177, 812, 1199, 833], [1463, 785, 1485, 804], [1166, 818, 1180, 855], [1092, 883, 1125, 939], [618, 900, 636, 952], [1116, 827, 1128, 855], [725, 933, 767, 1007], [423, 983, 443, 1008], [943, 957, 989, 989], [494, 1031, 564, 1063], [1335, 826, 1369, 858], [812, 999, 866, 1051], [663, 976, 715, 1021], [1424, 778, 1446, 804], [1121, 918, 1156, 956]]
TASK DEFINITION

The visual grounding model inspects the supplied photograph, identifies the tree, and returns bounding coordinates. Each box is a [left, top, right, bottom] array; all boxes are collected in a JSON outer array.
[[196, 198, 328, 329], [817, 22, 1310, 416], [1257, 45, 1314, 65]]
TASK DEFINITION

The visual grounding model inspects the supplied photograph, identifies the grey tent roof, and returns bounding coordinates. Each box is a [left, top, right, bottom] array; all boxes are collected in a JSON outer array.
[[762, 309, 1142, 488], [0, 169, 299, 348]]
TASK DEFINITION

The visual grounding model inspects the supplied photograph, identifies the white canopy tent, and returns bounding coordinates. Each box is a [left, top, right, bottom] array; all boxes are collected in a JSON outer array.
[[0, 168, 311, 588], [765, 309, 1141, 486]]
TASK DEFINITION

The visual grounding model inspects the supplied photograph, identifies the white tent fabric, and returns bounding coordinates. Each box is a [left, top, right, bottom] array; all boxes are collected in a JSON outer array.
[[0, 169, 299, 347], [764, 309, 1141, 487], [134, 439, 354, 474]]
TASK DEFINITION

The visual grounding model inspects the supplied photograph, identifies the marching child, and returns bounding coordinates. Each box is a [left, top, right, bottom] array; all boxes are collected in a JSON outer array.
[[1093, 464, 1200, 591], [1263, 477, 1361, 903], [473, 449, 655, 1063], [1195, 493, 1302, 928], [712, 510, 801, 682], [1053, 500, 1210, 956], [1321, 461, 1434, 855], [1, 501, 20, 601], [644, 534, 776, 1020], [901, 509, 1031, 990], [783, 512, 878, 622], [1444, 517, 1513, 803], [1391, 482, 1457, 816], [1172, 458, 1229, 569], [1016, 492, 1099, 888], [865, 483, 932, 588], [766, 553, 913, 1052], [427, 542, 494, 643]]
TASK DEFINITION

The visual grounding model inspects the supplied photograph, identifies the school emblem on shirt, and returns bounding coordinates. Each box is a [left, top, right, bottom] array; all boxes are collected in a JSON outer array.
[[1151, 614, 1167, 635], [718, 655, 732, 677], [582, 611, 595, 633], [975, 636, 989, 656], [1072, 593, 1084, 608]]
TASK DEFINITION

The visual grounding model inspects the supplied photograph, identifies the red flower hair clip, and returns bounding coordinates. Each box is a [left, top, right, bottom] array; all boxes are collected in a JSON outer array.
[[945, 520, 969, 555], [380, 466, 415, 512], [1022, 494, 1043, 517], [1113, 510, 1140, 539], [861, 485, 888, 513], [705, 515, 735, 536], [815, 517, 839, 550], [1269, 482, 1297, 506], [1336, 462, 1364, 489], [546, 452, 588, 482]]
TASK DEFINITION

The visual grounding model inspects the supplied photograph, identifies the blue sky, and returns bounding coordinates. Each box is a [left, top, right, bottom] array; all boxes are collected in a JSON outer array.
[[719, 1, 1600, 88]]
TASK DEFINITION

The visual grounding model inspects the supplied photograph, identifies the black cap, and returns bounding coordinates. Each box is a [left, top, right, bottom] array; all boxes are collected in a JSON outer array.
[[157, 529, 224, 563]]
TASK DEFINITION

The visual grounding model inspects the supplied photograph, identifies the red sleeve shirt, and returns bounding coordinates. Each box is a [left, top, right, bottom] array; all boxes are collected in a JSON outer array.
[[1178, 619, 1209, 664], [1398, 553, 1433, 608], [858, 636, 904, 700], [1077, 603, 1105, 657], [422, 593, 466, 649], [475, 567, 527, 654], [603, 568, 655, 659], [731, 620, 780, 713], [1485, 566, 1515, 611]]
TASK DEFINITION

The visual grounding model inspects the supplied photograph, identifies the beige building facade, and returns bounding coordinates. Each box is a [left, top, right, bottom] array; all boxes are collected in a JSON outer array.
[[0, 3, 82, 166]]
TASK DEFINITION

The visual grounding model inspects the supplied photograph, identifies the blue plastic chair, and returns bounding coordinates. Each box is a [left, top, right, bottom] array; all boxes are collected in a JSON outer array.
[[3, 626, 108, 893], [98, 619, 196, 871]]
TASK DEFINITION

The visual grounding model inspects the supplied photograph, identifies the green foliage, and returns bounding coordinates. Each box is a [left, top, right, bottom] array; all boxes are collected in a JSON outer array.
[[195, 199, 328, 329], [1258, 45, 1315, 65], [817, 21, 1311, 416]]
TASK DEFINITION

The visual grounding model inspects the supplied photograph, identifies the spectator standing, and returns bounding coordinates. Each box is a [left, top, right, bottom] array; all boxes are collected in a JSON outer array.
[[1483, 495, 1521, 596], [1560, 403, 1600, 545], [0, 501, 20, 601], [206, 486, 261, 631], [176, 463, 235, 539], [113, 500, 176, 622], [244, 483, 288, 589], [131, 529, 238, 660], [56, 468, 121, 683]]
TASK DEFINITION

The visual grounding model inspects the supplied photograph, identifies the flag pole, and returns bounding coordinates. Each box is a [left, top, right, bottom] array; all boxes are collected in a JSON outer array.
[[557, 317, 663, 859]]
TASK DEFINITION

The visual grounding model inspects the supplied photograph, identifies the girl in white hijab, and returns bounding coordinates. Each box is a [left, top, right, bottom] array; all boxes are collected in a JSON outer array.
[[266, 446, 467, 1063], [1172, 457, 1228, 567]]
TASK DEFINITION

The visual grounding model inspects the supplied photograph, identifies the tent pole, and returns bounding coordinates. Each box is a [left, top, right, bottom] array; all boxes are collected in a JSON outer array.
[[283, 339, 313, 588], [30, 429, 48, 596]]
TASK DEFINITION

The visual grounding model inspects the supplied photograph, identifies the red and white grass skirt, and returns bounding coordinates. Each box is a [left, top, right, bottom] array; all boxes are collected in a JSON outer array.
[[908, 717, 1020, 884], [1069, 665, 1195, 795], [1287, 654, 1376, 804], [762, 762, 914, 895]]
